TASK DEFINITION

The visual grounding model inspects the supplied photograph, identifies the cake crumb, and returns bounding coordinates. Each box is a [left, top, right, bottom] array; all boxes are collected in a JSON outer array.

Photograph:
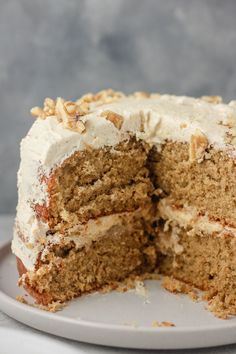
[[17, 294, 65, 313], [151, 320, 175, 327], [203, 291, 231, 319], [34, 301, 65, 313], [162, 276, 199, 302], [99, 273, 160, 295], [16, 295, 28, 305], [134, 280, 147, 297]]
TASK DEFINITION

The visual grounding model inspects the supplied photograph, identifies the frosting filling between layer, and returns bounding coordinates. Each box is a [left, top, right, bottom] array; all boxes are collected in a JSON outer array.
[[12, 209, 147, 270], [158, 197, 236, 237]]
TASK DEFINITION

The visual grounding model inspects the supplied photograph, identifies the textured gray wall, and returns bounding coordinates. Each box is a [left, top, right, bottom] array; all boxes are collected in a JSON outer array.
[[1, 0, 236, 213]]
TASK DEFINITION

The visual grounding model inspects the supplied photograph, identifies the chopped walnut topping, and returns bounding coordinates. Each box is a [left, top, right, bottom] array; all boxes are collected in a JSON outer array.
[[30, 106, 46, 119], [72, 100, 90, 116], [64, 101, 77, 115], [75, 120, 86, 133], [101, 110, 124, 129], [133, 91, 150, 98], [30, 89, 158, 132], [201, 95, 223, 104], [189, 130, 208, 163], [91, 89, 125, 106], [30, 89, 127, 132], [55, 98, 86, 132], [31, 97, 56, 119], [44, 97, 55, 109], [180, 123, 187, 129], [76, 93, 94, 104], [43, 97, 56, 115], [55, 97, 66, 123]]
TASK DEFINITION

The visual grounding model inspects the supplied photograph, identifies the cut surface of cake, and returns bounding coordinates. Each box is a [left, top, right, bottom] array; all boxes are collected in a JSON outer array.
[[12, 90, 236, 318]]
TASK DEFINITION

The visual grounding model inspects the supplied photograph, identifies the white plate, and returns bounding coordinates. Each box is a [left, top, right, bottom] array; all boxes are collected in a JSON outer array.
[[0, 327, 82, 354], [1, 241, 236, 350]]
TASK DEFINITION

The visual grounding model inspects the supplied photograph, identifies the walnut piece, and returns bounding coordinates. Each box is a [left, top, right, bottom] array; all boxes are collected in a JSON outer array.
[[94, 89, 125, 104], [133, 91, 150, 98], [101, 110, 124, 129], [189, 130, 208, 163], [180, 123, 187, 129], [55, 97, 86, 133], [31, 97, 56, 119], [30, 106, 46, 119], [201, 95, 223, 104], [43, 97, 56, 115]]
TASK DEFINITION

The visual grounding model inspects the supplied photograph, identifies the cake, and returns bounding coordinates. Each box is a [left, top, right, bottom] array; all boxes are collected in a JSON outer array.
[[12, 89, 236, 318]]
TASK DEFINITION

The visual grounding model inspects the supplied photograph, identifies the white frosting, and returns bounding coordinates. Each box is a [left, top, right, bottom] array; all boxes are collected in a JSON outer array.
[[158, 198, 236, 237], [12, 94, 236, 269], [12, 210, 138, 270]]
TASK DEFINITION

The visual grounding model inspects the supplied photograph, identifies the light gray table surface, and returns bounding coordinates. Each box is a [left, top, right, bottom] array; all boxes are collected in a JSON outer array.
[[1, 214, 236, 354]]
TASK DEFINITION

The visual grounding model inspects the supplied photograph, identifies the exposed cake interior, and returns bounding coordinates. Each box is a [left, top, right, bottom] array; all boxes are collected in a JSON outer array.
[[46, 139, 153, 229], [12, 91, 236, 318], [156, 198, 236, 317], [151, 141, 236, 226]]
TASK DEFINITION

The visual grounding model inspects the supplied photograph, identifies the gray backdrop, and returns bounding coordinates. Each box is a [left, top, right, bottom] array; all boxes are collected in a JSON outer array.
[[1, 0, 236, 214]]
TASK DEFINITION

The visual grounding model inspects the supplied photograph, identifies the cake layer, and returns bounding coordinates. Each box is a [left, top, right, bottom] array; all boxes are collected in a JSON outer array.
[[46, 139, 153, 228], [156, 198, 236, 317], [150, 142, 236, 226], [17, 210, 157, 305]]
